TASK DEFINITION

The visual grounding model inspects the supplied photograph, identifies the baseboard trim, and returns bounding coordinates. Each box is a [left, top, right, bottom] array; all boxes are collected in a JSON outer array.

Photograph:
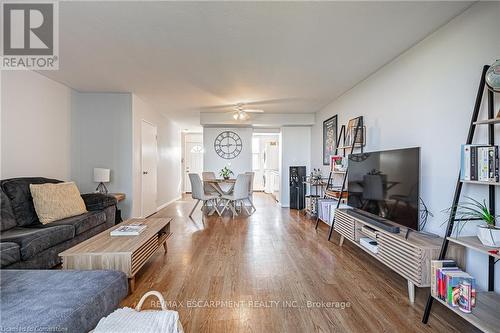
[[157, 196, 182, 211]]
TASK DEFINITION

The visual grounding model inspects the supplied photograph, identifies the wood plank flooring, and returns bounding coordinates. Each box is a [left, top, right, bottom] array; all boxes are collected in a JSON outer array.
[[122, 193, 478, 332]]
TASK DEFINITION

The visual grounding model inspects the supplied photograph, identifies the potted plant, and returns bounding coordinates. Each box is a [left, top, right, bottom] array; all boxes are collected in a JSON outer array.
[[219, 166, 233, 180], [448, 197, 500, 247]]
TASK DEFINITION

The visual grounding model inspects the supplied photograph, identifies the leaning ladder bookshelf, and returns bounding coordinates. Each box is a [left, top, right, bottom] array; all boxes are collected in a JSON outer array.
[[314, 116, 364, 240], [421, 65, 500, 332]]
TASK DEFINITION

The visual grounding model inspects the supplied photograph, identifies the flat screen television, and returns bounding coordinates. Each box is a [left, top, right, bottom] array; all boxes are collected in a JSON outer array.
[[347, 147, 420, 230]]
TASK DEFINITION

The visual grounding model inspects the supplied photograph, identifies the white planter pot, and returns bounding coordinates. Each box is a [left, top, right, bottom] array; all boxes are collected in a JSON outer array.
[[477, 225, 500, 247]]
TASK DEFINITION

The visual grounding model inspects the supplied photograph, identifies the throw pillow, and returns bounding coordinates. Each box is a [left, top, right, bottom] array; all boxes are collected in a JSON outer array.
[[29, 182, 87, 224]]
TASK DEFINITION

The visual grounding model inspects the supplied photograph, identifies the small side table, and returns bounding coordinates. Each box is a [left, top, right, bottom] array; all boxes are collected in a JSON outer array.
[[110, 193, 126, 224]]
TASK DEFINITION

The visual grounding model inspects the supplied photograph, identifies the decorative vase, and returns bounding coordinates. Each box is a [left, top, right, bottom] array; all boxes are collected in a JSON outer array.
[[477, 225, 500, 247], [223, 176, 229, 180], [485, 59, 500, 93]]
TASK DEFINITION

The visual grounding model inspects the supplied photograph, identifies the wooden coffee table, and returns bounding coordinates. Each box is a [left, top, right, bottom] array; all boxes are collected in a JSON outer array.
[[59, 217, 172, 292]]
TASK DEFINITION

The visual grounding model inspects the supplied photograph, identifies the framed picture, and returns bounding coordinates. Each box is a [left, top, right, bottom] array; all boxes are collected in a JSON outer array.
[[346, 117, 366, 147], [323, 115, 338, 165]]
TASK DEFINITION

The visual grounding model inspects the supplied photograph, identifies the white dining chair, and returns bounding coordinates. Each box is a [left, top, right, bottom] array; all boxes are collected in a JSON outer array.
[[188, 173, 221, 217], [220, 174, 251, 217], [245, 171, 256, 212]]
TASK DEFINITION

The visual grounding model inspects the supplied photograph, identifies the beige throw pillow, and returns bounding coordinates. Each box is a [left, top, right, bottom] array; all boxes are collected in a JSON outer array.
[[30, 182, 87, 224]]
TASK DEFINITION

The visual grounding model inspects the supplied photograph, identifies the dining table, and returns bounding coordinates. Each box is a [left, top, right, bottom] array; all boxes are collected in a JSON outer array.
[[203, 178, 236, 195]]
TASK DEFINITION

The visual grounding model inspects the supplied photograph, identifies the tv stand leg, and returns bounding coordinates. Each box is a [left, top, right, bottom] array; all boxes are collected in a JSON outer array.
[[339, 235, 344, 247], [407, 280, 415, 303]]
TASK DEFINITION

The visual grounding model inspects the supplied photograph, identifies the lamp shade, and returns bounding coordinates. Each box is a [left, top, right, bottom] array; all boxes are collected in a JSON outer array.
[[93, 168, 110, 183]]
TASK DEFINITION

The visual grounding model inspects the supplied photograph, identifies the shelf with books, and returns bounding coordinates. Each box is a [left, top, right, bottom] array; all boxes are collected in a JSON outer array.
[[460, 144, 499, 183], [431, 292, 500, 333], [325, 189, 348, 199], [447, 236, 500, 260], [422, 65, 499, 328]]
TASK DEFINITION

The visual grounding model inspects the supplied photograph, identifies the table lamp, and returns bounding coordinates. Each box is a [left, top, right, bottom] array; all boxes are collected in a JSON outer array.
[[93, 168, 110, 194]]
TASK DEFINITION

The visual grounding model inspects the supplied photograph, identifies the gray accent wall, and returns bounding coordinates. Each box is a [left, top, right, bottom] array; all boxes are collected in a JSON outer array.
[[71, 92, 134, 218]]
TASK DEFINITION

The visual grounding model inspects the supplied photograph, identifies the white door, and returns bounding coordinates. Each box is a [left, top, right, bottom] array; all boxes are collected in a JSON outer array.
[[184, 134, 203, 193], [141, 121, 158, 217]]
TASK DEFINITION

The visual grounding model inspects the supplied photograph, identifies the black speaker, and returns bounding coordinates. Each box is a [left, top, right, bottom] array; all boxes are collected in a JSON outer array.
[[289, 166, 306, 209]]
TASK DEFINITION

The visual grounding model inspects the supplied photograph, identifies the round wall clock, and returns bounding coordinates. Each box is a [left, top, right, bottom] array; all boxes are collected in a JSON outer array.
[[214, 131, 242, 159]]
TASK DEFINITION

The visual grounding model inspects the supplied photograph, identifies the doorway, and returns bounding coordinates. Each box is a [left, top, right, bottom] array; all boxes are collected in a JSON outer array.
[[141, 120, 158, 217], [252, 133, 280, 201], [184, 133, 203, 193]]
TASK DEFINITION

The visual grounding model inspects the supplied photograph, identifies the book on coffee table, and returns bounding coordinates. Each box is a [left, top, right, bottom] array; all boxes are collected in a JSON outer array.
[[110, 225, 146, 236]]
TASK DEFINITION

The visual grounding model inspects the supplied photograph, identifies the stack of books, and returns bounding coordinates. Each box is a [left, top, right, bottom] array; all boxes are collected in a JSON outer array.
[[110, 223, 146, 236], [431, 260, 476, 312], [461, 144, 499, 182]]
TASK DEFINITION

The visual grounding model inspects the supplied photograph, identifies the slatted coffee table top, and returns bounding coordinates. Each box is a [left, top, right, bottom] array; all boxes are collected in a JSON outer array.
[[60, 217, 172, 255]]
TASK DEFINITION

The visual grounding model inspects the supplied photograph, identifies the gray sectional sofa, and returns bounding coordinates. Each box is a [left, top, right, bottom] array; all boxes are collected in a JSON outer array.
[[0, 269, 128, 333], [0, 178, 129, 332], [0, 177, 117, 269]]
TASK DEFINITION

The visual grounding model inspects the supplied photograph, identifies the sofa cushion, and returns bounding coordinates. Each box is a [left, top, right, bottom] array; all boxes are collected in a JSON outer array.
[[1, 225, 74, 260], [0, 242, 20, 267], [1, 178, 62, 226], [0, 270, 128, 333], [30, 182, 87, 224], [49, 210, 106, 235], [1, 189, 17, 231], [81, 193, 117, 211]]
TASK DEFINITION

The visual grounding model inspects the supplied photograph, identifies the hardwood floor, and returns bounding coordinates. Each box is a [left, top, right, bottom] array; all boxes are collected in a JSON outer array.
[[122, 193, 477, 332]]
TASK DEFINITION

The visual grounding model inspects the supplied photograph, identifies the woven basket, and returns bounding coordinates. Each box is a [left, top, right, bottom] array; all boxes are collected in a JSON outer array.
[[93, 291, 184, 333]]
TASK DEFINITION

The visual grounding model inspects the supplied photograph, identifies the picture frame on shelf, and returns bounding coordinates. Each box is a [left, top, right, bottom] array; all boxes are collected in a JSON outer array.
[[323, 115, 338, 165], [346, 117, 366, 147], [330, 155, 346, 172]]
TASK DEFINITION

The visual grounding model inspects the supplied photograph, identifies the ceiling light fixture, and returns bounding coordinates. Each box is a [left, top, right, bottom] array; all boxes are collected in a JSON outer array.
[[233, 111, 249, 121], [231, 103, 263, 121]]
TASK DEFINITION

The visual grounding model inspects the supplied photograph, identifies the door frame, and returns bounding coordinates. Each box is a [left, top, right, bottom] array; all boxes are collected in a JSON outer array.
[[141, 119, 158, 218], [183, 132, 203, 193]]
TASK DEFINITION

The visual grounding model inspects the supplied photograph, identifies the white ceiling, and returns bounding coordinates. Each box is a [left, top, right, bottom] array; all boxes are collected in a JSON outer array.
[[40, 1, 472, 130]]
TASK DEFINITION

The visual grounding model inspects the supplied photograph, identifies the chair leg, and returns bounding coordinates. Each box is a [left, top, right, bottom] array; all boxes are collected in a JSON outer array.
[[221, 199, 231, 215], [242, 201, 251, 215], [248, 198, 256, 212], [189, 199, 200, 217], [230, 201, 238, 217], [213, 199, 222, 216]]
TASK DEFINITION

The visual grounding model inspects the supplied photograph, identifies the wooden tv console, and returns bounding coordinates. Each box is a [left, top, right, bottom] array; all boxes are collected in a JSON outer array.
[[334, 209, 464, 303]]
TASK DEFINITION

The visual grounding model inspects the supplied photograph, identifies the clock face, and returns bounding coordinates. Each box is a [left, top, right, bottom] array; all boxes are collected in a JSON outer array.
[[214, 131, 242, 159]]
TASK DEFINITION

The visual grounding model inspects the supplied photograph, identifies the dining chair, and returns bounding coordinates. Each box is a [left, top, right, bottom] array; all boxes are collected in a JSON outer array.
[[202, 172, 220, 195], [188, 173, 221, 217], [220, 174, 251, 217], [245, 171, 256, 212]]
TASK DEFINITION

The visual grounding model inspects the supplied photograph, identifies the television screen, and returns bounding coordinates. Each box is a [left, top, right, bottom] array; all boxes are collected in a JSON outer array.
[[347, 147, 420, 230]]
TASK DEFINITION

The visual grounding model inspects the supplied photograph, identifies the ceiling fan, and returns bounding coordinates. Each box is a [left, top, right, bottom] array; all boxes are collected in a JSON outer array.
[[231, 103, 264, 121]]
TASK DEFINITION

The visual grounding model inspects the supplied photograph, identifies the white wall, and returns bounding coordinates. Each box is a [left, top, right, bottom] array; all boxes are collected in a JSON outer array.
[[132, 95, 182, 217], [71, 92, 134, 218], [311, 2, 500, 291], [1, 71, 72, 180], [281, 126, 311, 207], [203, 127, 253, 176]]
